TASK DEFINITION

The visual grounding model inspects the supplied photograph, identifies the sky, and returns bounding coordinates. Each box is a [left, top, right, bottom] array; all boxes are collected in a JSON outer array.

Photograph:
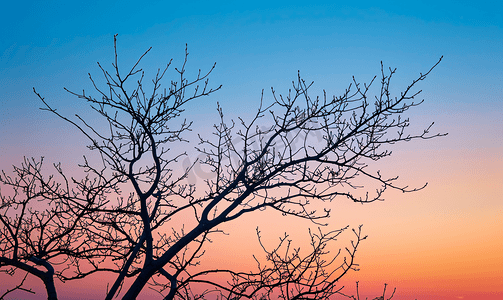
[[1, 1, 502, 299]]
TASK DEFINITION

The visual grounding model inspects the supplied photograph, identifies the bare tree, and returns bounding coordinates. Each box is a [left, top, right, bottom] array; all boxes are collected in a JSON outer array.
[[1, 35, 443, 299], [197, 226, 367, 300], [0, 157, 106, 299], [342, 281, 396, 300]]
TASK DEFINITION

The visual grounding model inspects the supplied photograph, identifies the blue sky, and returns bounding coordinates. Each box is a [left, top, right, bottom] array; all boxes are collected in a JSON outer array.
[[1, 0, 502, 199], [1, 0, 502, 186]]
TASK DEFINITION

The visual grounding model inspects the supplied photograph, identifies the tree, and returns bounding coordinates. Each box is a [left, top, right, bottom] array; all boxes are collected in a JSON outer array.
[[0, 157, 104, 300], [1, 35, 443, 299]]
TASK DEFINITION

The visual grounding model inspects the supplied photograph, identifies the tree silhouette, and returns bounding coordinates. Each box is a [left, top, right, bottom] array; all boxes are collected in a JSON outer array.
[[1, 35, 443, 299], [0, 157, 105, 300]]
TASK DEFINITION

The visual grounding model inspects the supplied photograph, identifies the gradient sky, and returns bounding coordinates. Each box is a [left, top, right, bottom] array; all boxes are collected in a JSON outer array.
[[1, 1, 502, 299]]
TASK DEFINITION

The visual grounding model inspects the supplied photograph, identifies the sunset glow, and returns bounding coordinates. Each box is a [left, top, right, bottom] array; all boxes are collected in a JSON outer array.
[[1, 1, 502, 299]]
